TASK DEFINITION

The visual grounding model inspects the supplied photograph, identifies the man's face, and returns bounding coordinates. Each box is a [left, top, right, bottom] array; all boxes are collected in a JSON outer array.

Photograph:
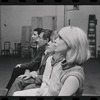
[[36, 32, 47, 46], [31, 31, 39, 42]]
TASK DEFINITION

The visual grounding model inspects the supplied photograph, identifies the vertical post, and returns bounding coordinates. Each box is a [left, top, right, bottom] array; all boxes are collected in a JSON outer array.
[[56, 6, 64, 31], [64, 5, 65, 27], [64, 5, 67, 27], [68, 19, 70, 25], [0, 6, 1, 55]]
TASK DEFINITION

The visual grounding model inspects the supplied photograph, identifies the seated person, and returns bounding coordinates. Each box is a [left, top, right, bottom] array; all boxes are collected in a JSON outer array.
[[12, 26, 90, 96], [7, 30, 58, 96], [21, 28, 43, 58], [6, 28, 52, 90], [30, 28, 43, 58]]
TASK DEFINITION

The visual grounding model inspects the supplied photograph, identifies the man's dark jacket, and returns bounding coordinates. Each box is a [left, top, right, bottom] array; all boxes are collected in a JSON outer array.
[[21, 44, 47, 71], [6, 44, 47, 90]]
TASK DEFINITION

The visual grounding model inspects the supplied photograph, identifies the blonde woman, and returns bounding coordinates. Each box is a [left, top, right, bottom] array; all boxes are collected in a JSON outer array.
[[13, 26, 90, 96]]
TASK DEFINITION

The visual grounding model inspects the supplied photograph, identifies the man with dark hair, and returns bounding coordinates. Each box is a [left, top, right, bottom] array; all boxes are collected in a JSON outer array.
[[21, 28, 43, 58], [6, 28, 45, 90], [7, 29, 53, 96], [31, 28, 43, 43]]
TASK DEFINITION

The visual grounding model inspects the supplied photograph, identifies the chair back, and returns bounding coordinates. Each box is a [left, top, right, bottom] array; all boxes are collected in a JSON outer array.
[[0, 88, 8, 96], [14, 43, 21, 50], [24, 41, 31, 48], [4, 41, 11, 50]]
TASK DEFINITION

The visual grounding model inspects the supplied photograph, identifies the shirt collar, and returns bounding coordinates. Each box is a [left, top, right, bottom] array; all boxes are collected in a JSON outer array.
[[61, 60, 83, 70], [51, 55, 64, 67]]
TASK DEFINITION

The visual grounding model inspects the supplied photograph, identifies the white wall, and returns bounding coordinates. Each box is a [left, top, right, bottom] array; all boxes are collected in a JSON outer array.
[[56, 6, 64, 31], [1, 5, 100, 56], [66, 5, 100, 55], [1, 6, 56, 50]]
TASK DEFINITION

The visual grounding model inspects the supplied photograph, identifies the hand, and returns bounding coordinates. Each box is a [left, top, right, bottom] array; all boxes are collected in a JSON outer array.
[[18, 73, 32, 80], [15, 64, 21, 68], [24, 73, 32, 80], [18, 74, 27, 79], [30, 71, 38, 78], [24, 69, 30, 74]]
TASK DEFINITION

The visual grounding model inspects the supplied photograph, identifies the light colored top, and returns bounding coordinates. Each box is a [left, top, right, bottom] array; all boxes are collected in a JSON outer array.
[[35, 56, 85, 96], [13, 55, 85, 96]]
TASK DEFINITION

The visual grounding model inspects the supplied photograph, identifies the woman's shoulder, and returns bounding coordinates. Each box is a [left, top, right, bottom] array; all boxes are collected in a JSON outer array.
[[62, 63, 84, 74], [63, 65, 85, 79], [69, 65, 84, 73], [60, 65, 85, 87]]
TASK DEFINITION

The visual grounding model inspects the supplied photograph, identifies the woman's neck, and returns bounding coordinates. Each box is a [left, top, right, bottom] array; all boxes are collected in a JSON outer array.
[[53, 52, 64, 61]]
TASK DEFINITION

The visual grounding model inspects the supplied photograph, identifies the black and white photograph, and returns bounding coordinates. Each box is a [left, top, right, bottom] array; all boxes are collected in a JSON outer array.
[[0, 5, 100, 96]]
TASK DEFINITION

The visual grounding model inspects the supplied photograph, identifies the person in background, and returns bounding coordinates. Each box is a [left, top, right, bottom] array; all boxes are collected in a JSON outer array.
[[6, 28, 51, 91], [30, 28, 43, 58], [21, 28, 43, 58], [7, 30, 57, 96], [12, 26, 90, 96]]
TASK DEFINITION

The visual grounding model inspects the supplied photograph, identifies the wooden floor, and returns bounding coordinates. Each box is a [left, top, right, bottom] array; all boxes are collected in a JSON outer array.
[[0, 56, 100, 96]]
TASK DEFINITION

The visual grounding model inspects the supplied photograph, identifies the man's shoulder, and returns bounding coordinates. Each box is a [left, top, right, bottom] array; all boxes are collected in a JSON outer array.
[[37, 44, 47, 52], [39, 44, 47, 49]]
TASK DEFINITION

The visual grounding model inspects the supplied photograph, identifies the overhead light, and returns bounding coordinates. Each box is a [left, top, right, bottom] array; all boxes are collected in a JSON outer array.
[[73, 5, 79, 10], [66, 5, 79, 11]]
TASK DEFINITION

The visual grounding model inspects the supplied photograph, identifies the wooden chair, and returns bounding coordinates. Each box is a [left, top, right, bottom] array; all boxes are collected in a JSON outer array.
[[12, 43, 21, 57], [0, 88, 8, 96], [98, 46, 100, 59], [30, 41, 37, 59], [21, 41, 31, 58], [1, 41, 11, 56]]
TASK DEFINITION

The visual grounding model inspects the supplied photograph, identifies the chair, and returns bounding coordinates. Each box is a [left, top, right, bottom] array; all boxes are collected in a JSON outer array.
[[12, 43, 21, 57], [98, 46, 100, 59], [30, 41, 37, 59], [1, 41, 11, 56], [0, 88, 8, 96], [21, 41, 31, 58]]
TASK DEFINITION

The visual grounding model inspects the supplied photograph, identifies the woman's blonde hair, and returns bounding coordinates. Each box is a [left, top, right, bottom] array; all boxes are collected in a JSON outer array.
[[58, 26, 91, 65]]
